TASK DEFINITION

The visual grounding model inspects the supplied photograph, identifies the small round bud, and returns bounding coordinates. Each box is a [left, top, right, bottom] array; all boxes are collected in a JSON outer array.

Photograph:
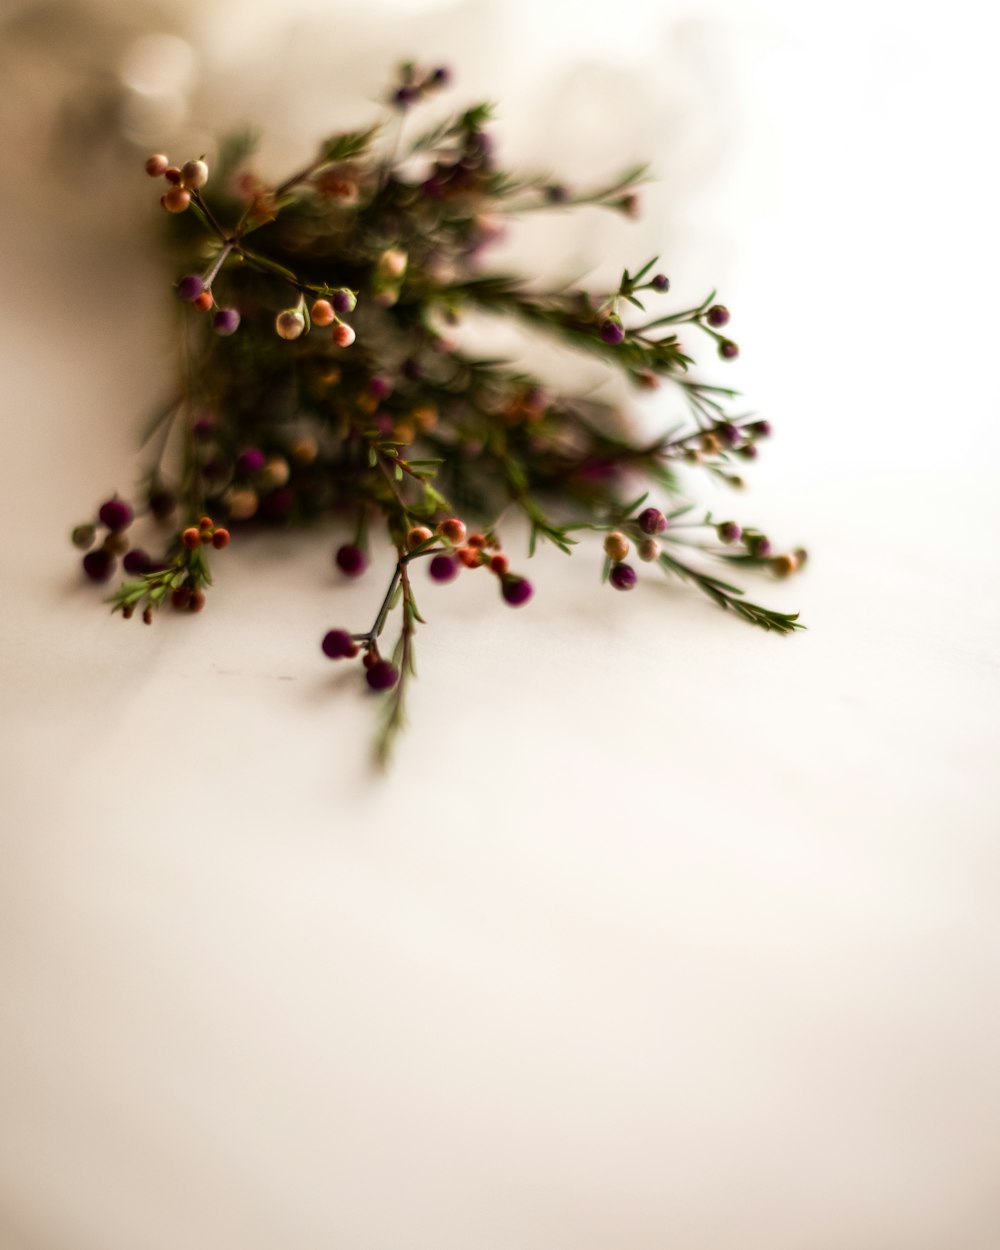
[[488, 553, 509, 576], [211, 528, 230, 549], [335, 543, 367, 577], [181, 527, 201, 550], [637, 507, 667, 535], [438, 517, 466, 545], [144, 154, 169, 177], [180, 159, 209, 189], [98, 498, 133, 532], [599, 316, 625, 345], [331, 322, 356, 347], [718, 339, 740, 360], [163, 167, 182, 184], [429, 553, 458, 582], [430, 66, 451, 86], [237, 448, 265, 476], [71, 523, 97, 550], [651, 273, 670, 292], [406, 525, 433, 549], [226, 488, 258, 520], [609, 563, 637, 591], [142, 606, 153, 625], [176, 274, 204, 302], [262, 455, 290, 489], [717, 521, 742, 544], [275, 310, 305, 340], [737, 444, 758, 461], [310, 299, 335, 326], [213, 308, 240, 336], [123, 548, 151, 575], [746, 419, 772, 438], [706, 305, 730, 328], [161, 187, 191, 213], [603, 531, 629, 562], [700, 432, 723, 456], [500, 575, 533, 607], [332, 289, 357, 315], [467, 533, 487, 549], [457, 546, 482, 569], [82, 549, 115, 582], [747, 535, 772, 559], [793, 547, 809, 569], [716, 422, 741, 447], [377, 248, 408, 281], [322, 629, 355, 659], [102, 531, 129, 556], [770, 553, 799, 578], [188, 589, 207, 612], [193, 291, 214, 312], [366, 660, 400, 691], [637, 538, 660, 562], [171, 586, 191, 609]]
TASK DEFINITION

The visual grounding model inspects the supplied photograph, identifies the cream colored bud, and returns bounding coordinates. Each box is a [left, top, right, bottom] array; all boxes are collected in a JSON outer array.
[[604, 531, 629, 562], [638, 538, 660, 562], [275, 310, 305, 340], [226, 487, 258, 520], [181, 159, 209, 189]]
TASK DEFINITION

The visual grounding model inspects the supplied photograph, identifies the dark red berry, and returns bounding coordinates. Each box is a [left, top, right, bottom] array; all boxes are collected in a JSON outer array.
[[637, 507, 667, 535], [609, 563, 637, 591], [651, 274, 670, 292], [322, 629, 355, 659], [335, 544, 367, 576], [82, 549, 115, 582], [98, 498, 133, 532], [706, 305, 730, 327], [366, 660, 399, 690], [718, 340, 739, 360], [429, 553, 458, 582], [500, 575, 533, 607], [123, 549, 151, 575], [717, 521, 742, 544]]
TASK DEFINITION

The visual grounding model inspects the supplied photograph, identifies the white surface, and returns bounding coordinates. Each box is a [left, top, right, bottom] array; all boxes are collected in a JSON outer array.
[[2, 3, 1000, 1248]]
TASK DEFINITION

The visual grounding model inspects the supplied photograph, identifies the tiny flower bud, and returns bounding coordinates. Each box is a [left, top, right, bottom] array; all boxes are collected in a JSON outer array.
[[718, 339, 740, 360], [706, 305, 730, 328], [746, 534, 772, 559], [332, 289, 357, 315], [717, 521, 742, 544], [406, 525, 433, 549], [290, 437, 318, 465], [142, 606, 153, 625], [193, 291, 214, 311], [310, 299, 335, 326], [599, 316, 625, 345], [176, 274, 204, 302], [770, 553, 799, 578], [213, 308, 240, 336], [275, 310, 305, 340], [262, 456, 290, 489], [637, 507, 667, 535], [163, 167, 182, 185], [322, 629, 355, 659], [716, 422, 741, 447], [161, 187, 191, 213], [237, 448, 265, 476], [604, 531, 629, 562], [746, 420, 772, 438], [335, 543, 367, 577], [181, 527, 201, 549], [700, 433, 722, 455], [102, 531, 129, 556], [180, 159, 209, 189], [438, 517, 467, 544], [331, 322, 356, 347], [123, 549, 151, 574], [651, 274, 670, 292], [737, 444, 758, 460], [377, 248, 408, 281], [637, 538, 660, 562], [366, 660, 400, 691], [211, 528, 230, 549], [467, 533, 487, 549], [457, 546, 481, 569], [188, 588, 207, 612], [82, 549, 115, 582], [500, 575, 533, 607], [429, 553, 458, 582], [226, 488, 258, 520], [71, 523, 96, 550], [609, 562, 638, 591], [793, 547, 809, 568], [98, 498, 133, 532], [489, 553, 509, 575], [144, 154, 169, 177], [171, 586, 191, 609]]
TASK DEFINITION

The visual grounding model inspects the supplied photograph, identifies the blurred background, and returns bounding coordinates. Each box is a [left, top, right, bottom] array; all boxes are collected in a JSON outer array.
[[2, 2, 999, 1249]]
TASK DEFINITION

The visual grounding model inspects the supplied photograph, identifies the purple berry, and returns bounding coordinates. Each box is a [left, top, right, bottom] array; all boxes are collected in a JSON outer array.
[[718, 339, 740, 360], [746, 420, 772, 438], [366, 660, 399, 691], [322, 629, 355, 659], [368, 375, 393, 401], [335, 543, 367, 577], [717, 521, 742, 544], [716, 422, 741, 447], [123, 548, 151, 575], [500, 575, 533, 607], [609, 563, 637, 591], [429, 553, 458, 583], [637, 507, 667, 535], [747, 535, 772, 559], [599, 318, 625, 345], [176, 273, 205, 302], [82, 549, 115, 582], [213, 308, 240, 336], [98, 498, 133, 532], [651, 274, 670, 292], [236, 448, 265, 476], [706, 304, 730, 328], [332, 289, 355, 315]]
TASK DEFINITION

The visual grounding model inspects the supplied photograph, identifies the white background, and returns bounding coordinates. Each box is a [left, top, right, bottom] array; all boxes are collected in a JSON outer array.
[[2, 2, 999, 1247]]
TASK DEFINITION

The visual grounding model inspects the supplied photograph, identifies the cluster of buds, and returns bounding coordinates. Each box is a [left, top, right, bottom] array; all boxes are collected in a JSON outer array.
[[409, 517, 533, 606], [391, 63, 451, 110], [146, 153, 209, 214], [73, 496, 148, 584]]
